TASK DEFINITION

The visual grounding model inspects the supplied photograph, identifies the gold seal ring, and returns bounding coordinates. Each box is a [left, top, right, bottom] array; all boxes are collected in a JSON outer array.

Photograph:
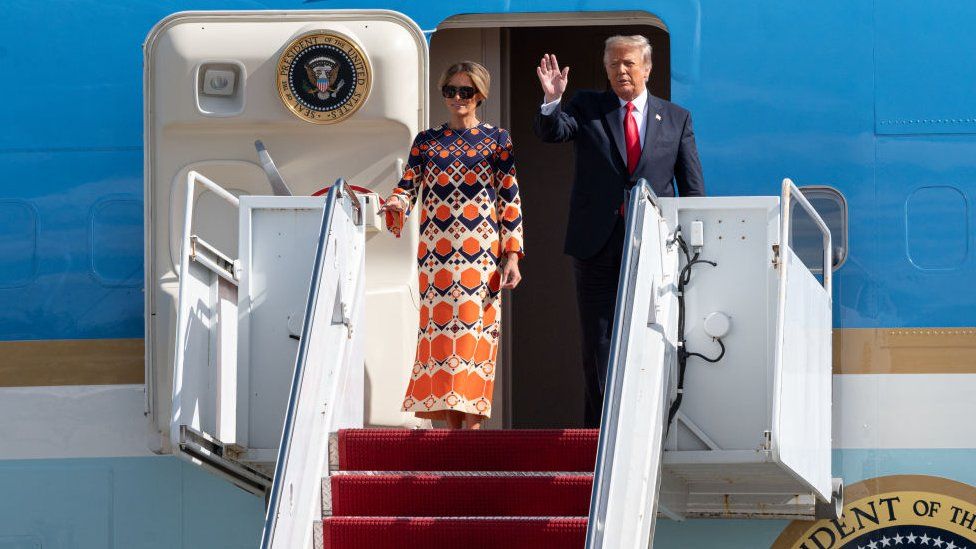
[[772, 475, 976, 549], [275, 30, 371, 124]]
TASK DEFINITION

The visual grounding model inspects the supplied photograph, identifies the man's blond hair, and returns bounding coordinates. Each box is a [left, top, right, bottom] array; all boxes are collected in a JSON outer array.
[[603, 35, 653, 69]]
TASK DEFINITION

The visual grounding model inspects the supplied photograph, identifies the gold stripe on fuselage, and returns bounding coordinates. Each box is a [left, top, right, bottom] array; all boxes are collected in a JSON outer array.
[[0, 338, 144, 386], [833, 328, 976, 374], [1, 328, 974, 387]]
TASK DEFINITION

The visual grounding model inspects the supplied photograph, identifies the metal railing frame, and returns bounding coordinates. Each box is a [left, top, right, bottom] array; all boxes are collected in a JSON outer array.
[[586, 179, 661, 548], [586, 178, 833, 548], [260, 180, 362, 549], [780, 177, 832, 297]]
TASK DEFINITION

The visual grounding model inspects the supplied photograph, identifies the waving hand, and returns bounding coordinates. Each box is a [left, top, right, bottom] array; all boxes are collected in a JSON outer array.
[[536, 53, 569, 103]]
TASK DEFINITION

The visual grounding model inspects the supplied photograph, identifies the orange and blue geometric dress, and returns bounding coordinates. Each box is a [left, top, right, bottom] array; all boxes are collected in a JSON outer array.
[[392, 122, 523, 420]]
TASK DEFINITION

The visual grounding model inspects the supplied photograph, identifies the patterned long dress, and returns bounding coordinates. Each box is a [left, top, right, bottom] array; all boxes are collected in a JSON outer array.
[[392, 122, 524, 420]]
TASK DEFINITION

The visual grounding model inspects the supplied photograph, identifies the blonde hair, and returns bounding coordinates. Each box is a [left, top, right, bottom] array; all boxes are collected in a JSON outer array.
[[438, 61, 491, 105], [603, 35, 653, 68]]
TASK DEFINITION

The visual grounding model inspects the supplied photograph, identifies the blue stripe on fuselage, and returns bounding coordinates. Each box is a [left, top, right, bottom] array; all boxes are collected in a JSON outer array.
[[3, 0, 976, 340]]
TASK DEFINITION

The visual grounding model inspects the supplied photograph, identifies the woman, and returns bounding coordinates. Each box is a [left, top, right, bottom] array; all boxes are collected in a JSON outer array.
[[380, 61, 524, 430]]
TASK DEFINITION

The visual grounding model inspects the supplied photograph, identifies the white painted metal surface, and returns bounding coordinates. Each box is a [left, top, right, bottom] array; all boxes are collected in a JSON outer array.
[[0, 385, 153, 459], [662, 195, 780, 453], [657, 182, 833, 519], [772, 179, 833, 501], [171, 171, 241, 453], [261, 184, 365, 549], [238, 196, 326, 451], [832, 374, 976, 449], [171, 171, 352, 494], [6, 372, 975, 463], [591, 179, 836, 541], [587, 182, 679, 548], [773, 248, 832, 499]]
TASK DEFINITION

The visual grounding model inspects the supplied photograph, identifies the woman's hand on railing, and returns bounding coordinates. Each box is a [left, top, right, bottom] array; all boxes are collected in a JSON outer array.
[[378, 194, 407, 214], [500, 252, 522, 290], [379, 194, 408, 238]]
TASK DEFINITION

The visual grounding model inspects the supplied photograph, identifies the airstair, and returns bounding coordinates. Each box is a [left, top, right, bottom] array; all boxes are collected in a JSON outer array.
[[586, 178, 840, 547], [165, 169, 838, 548], [146, 12, 838, 548], [318, 428, 595, 547]]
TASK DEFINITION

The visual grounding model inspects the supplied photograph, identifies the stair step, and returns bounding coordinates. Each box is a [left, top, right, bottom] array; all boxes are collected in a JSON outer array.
[[336, 429, 599, 472], [321, 517, 588, 548], [329, 473, 593, 517]]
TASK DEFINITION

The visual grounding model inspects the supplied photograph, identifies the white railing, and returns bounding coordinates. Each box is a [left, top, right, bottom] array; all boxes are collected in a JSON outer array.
[[586, 180, 680, 548], [260, 181, 366, 549], [771, 178, 833, 502], [587, 178, 837, 545], [780, 177, 832, 296], [171, 171, 243, 454]]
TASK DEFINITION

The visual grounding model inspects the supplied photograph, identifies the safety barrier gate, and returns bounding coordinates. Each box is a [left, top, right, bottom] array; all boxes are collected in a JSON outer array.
[[587, 179, 840, 548]]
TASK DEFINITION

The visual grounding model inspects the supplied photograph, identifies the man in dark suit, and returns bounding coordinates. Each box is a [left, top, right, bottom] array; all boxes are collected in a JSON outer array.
[[533, 35, 705, 427]]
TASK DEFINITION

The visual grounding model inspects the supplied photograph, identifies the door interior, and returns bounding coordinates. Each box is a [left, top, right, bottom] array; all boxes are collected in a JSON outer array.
[[429, 21, 670, 428], [506, 24, 670, 427]]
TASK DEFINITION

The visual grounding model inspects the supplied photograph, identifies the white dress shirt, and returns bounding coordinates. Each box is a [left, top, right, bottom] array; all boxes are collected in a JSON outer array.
[[540, 89, 649, 146]]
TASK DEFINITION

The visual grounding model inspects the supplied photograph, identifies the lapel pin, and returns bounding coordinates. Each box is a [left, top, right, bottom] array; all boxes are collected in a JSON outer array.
[[655, 113, 662, 121]]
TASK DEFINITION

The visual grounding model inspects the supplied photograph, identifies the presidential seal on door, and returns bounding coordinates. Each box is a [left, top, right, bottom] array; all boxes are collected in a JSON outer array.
[[276, 30, 371, 124]]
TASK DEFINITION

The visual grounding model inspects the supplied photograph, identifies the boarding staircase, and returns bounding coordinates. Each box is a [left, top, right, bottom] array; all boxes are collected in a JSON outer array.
[[168, 170, 840, 549], [147, 13, 838, 548], [318, 428, 597, 547]]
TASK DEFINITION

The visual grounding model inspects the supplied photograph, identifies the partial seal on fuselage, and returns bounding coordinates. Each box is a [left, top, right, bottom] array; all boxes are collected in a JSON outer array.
[[276, 30, 371, 124], [772, 475, 976, 549]]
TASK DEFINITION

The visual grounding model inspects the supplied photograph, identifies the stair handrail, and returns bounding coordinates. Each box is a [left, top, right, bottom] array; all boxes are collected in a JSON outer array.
[[780, 177, 832, 297], [260, 180, 366, 549], [171, 170, 241, 450], [588, 182, 654, 542], [587, 179, 676, 548], [770, 178, 835, 503]]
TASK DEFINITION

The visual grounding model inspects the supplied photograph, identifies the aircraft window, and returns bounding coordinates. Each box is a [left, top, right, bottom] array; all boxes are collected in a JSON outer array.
[[790, 186, 848, 273]]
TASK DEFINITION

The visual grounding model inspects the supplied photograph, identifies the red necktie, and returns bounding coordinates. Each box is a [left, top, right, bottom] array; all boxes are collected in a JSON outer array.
[[624, 101, 640, 174]]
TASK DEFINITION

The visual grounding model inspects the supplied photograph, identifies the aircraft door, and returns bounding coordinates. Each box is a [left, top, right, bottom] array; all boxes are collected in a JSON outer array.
[[144, 10, 428, 463]]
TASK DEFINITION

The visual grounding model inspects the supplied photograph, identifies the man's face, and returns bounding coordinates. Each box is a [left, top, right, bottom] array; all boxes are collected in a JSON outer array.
[[604, 45, 651, 101]]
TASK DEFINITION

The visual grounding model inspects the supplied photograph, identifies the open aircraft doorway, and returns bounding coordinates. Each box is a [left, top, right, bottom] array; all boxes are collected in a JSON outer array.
[[430, 13, 671, 427]]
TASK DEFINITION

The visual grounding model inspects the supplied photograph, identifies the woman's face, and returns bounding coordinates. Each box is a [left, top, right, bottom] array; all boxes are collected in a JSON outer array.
[[443, 72, 483, 118]]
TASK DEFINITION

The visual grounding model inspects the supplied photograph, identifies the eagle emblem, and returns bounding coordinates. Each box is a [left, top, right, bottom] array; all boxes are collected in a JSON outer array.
[[304, 56, 345, 100]]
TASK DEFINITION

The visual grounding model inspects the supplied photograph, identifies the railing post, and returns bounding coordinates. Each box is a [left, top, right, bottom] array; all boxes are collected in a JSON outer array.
[[173, 171, 243, 451], [780, 178, 832, 299]]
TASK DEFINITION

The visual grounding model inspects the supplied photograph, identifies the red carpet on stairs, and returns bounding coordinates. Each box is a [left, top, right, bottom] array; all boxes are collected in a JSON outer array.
[[330, 473, 594, 517], [322, 517, 589, 548], [337, 428, 599, 471], [321, 428, 599, 549]]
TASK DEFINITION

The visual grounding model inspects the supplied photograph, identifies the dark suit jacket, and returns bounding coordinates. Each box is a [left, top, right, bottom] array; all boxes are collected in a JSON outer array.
[[533, 90, 705, 259]]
